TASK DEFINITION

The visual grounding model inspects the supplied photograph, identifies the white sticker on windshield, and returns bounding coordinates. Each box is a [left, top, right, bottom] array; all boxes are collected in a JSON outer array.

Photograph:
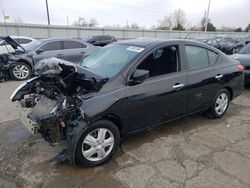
[[126, 46, 144, 53]]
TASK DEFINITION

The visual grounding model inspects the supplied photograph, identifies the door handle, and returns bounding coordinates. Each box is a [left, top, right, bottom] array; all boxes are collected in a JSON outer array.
[[215, 74, 223, 79], [57, 54, 63, 57], [173, 83, 185, 90]]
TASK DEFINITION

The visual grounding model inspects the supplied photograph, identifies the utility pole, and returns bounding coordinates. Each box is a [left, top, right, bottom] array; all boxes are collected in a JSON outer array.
[[205, 0, 211, 32], [203, 10, 207, 30], [2, 9, 6, 23], [2, 9, 9, 34], [45, 0, 50, 25]]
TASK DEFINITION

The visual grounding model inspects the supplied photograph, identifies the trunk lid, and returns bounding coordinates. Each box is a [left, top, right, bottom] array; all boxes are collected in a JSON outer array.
[[0, 35, 25, 52]]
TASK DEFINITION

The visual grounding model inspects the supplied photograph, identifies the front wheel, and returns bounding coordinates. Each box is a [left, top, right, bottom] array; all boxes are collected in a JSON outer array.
[[75, 120, 120, 167], [207, 89, 230, 118], [9, 62, 32, 80]]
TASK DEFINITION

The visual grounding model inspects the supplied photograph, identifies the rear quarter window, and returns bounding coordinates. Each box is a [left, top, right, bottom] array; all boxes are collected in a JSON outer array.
[[41, 41, 62, 51], [207, 50, 218, 65]]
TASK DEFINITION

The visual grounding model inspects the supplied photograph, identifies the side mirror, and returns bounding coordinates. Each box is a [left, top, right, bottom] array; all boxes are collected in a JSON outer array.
[[128, 69, 149, 86], [36, 49, 44, 54]]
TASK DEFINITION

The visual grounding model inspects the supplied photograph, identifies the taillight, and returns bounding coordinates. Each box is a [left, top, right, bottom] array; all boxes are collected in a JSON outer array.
[[237, 64, 245, 71]]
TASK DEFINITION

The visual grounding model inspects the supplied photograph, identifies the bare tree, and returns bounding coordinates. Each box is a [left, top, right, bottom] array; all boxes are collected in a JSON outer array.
[[156, 9, 186, 30], [130, 22, 140, 29], [73, 17, 88, 27], [88, 18, 98, 27], [172, 9, 186, 28], [157, 15, 173, 30]]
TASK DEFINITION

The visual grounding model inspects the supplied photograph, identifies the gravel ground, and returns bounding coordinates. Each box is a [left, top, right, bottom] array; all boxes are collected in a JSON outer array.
[[0, 80, 250, 188]]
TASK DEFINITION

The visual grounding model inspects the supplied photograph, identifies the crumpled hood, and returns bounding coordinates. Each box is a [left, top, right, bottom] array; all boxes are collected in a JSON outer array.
[[0, 35, 25, 52], [34, 57, 104, 80]]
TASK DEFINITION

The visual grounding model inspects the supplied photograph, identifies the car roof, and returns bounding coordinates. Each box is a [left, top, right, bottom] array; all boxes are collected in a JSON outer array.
[[116, 38, 206, 48], [37, 38, 87, 43]]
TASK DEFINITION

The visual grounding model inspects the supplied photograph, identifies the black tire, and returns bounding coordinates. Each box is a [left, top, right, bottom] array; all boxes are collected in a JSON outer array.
[[9, 62, 32, 80], [207, 88, 230, 118], [75, 120, 120, 167]]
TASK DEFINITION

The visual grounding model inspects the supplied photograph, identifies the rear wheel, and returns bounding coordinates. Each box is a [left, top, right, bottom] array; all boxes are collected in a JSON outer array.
[[207, 89, 230, 118], [9, 62, 31, 80], [75, 120, 120, 167]]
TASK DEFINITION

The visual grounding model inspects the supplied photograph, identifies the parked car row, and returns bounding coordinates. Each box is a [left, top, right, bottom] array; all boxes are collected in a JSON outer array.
[[194, 35, 250, 55], [0, 35, 117, 81]]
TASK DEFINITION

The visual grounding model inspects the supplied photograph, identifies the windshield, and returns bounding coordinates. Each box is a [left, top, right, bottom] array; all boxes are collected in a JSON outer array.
[[23, 40, 43, 52], [239, 44, 250, 54], [80, 44, 144, 78]]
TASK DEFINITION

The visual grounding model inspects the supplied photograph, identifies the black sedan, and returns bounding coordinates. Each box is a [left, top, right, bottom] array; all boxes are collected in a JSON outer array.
[[11, 39, 244, 166]]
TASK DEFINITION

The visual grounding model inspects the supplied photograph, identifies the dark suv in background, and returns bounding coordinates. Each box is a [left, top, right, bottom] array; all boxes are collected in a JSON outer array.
[[83, 35, 117, 46]]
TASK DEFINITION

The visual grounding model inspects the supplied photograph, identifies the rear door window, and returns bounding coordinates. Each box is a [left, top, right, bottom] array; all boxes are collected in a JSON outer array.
[[41, 41, 62, 51], [63, 41, 86, 49], [185, 46, 209, 70]]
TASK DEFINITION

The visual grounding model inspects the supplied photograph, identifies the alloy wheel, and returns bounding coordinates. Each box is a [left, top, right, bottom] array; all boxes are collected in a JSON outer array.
[[81, 128, 114, 162], [12, 65, 30, 79], [215, 92, 229, 115]]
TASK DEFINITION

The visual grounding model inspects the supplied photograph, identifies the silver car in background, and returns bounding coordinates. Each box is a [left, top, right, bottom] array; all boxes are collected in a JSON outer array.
[[0, 37, 97, 80], [0, 36, 36, 54]]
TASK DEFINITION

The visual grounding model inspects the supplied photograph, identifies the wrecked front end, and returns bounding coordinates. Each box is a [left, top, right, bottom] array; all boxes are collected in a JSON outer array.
[[11, 58, 106, 150], [0, 52, 26, 81], [0, 53, 11, 81], [0, 36, 26, 81]]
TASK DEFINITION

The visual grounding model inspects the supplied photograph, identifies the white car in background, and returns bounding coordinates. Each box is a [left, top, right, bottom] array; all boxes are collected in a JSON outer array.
[[0, 36, 36, 54]]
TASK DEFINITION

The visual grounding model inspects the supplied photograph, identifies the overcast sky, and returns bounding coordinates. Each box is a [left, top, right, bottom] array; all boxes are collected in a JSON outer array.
[[0, 0, 249, 29]]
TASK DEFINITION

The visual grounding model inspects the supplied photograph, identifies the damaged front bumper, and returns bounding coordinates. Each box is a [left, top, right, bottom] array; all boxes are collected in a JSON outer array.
[[18, 95, 89, 164], [17, 94, 84, 145], [18, 101, 38, 134], [11, 58, 107, 164], [17, 95, 64, 144]]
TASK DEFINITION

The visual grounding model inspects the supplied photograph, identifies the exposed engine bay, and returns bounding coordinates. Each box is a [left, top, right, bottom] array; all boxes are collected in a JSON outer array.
[[11, 58, 106, 145]]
